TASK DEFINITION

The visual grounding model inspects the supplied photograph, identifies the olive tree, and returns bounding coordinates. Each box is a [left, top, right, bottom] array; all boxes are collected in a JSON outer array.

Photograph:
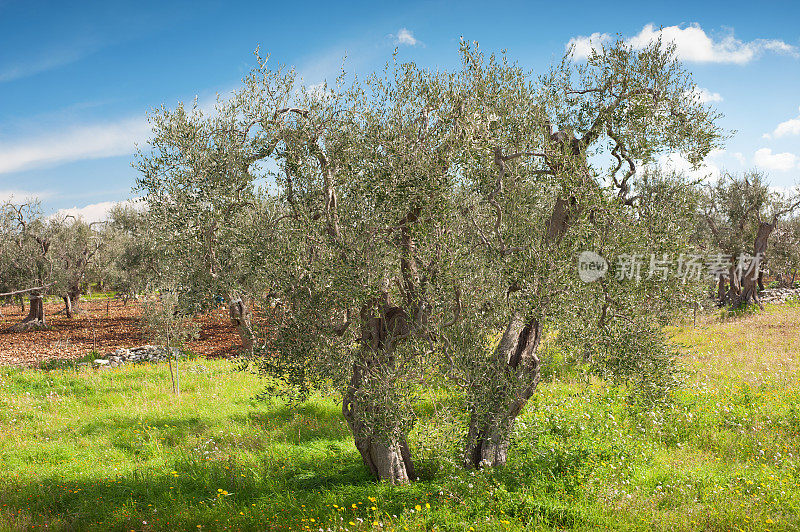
[[0, 200, 52, 329], [771, 212, 800, 287], [137, 38, 724, 482], [255, 63, 467, 483], [134, 70, 300, 351], [701, 171, 800, 307], [103, 204, 159, 302], [445, 38, 723, 468], [48, 216, 105, 318]]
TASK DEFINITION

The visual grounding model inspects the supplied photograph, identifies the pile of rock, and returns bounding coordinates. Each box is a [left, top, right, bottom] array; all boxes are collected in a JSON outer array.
[[761, 287, 800, 304], [92, 345, 184, 368]]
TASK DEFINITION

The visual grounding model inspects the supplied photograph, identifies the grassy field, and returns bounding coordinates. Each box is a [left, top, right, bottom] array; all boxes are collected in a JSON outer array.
[[1, 304, 799, 531]]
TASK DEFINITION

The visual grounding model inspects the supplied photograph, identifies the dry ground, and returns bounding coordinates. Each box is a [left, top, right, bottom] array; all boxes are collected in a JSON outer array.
[[0, 298, 242, 365]]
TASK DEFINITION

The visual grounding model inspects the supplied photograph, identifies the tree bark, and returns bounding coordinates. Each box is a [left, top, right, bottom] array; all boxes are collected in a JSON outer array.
[[716, 275, 727, 306], [63, 295, 73, 319], [463, 314, 542, 468], [734, 221, 776, 309], [228, 292, 254, 352], [341, 303, 415, 483], [726, 262, 742, 301], [10, 294, 46, 331], [24, 295, 45, 325], [63, 286, 82, 318], [342, 358, 415, 483]]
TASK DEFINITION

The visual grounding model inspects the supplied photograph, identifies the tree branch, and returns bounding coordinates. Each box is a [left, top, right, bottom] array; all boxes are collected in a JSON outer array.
[[0, 283, 54, 298]]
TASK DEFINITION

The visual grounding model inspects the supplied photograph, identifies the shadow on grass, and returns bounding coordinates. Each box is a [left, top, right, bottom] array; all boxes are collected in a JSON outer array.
[[0, 451, 374, 532], [229, 402, 351, 445], [76, 415, 211, 458], [38, 352, 99, 371]]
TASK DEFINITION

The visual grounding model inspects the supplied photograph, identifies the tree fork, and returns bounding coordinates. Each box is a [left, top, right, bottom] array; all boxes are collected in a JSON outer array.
[[463, 315, 542, 468], [733, 221, 776, 309]]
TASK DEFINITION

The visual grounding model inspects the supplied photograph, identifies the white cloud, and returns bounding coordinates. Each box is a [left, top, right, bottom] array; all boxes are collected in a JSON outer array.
[[567, 32, 611, 58], [0, 117, 150, 175], [691, 87, 723, 103], [394, 28, 419, 46], [569, 23, 797, 64], [55, 198, 141, 223], [658, 150, 723, 182], [753, 148, 799, 172], [306, 82, 333, 101], [774, 118, 800, 137], [732, 152, 746, 166], [770, 185, 797, 196], [766, 106, 800, 139]]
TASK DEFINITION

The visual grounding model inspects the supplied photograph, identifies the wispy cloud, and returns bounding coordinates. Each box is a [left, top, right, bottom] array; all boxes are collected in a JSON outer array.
[[389, 28, 421, 47], [568, 24, 798, 64], [567, 32, 612, 59], [692, 87, 723, 103], [0, 117, 150, 175], [0, 41, 100, 83]]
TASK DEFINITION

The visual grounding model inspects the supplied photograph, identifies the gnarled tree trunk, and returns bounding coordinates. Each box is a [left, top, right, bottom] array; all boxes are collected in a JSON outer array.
[[342, 302, 415, 483], [726, 261, 742, 303], [342, 357, 416, 483], [63, 286, 81, 319], [463, 314, 542, 468], [228, 292, 254, 352], [462, 192, 573, 469], [716, 274, 727, 306], [10, 293, 46, 331], [63, 295, 73, 318], [734, 221, 776, 309]]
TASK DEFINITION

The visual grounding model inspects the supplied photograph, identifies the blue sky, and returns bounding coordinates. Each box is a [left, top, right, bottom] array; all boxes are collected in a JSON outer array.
[[1, 0, 798, 220]]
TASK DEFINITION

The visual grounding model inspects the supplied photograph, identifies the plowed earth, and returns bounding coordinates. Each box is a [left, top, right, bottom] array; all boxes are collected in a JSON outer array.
[[0, 299, 241, 366]]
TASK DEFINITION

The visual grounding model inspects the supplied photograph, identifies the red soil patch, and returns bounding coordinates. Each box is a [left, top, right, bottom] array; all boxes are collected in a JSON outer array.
[[0, 299, 242, 366]]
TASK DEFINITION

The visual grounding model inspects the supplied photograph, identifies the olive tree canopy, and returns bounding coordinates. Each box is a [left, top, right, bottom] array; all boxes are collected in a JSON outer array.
[[136, 38, 724, 483]]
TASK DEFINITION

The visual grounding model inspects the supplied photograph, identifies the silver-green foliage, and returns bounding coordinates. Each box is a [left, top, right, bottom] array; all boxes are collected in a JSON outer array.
[[136, 38, 724, 477]]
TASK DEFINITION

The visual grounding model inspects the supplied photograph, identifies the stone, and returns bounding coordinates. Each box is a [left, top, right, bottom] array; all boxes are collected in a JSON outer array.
[[98, 344, 187, 367]]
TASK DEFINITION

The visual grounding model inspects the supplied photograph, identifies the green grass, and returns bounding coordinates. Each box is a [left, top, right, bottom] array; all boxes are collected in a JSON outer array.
[[1, 305, 799, 531]]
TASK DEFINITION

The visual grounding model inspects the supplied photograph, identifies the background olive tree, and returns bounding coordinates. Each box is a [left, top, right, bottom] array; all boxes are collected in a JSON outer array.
[[48, 215, 105, 318], [0, 200, 53, 330], [701, 171, 800, 307], [771, 212, 800, 287], [135, 84, 291, 351], [102, 204, 159, 302]]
